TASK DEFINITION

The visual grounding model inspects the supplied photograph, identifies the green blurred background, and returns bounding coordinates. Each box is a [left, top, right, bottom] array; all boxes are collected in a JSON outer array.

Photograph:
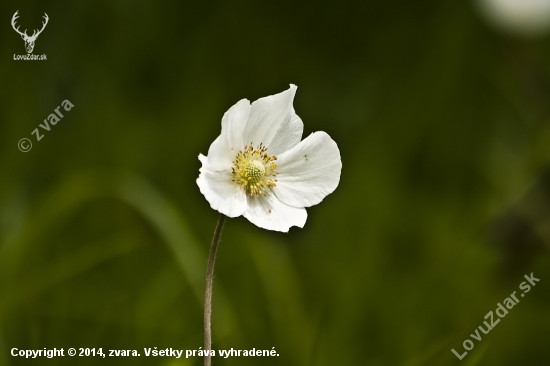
[[1, 0, 549, 365]]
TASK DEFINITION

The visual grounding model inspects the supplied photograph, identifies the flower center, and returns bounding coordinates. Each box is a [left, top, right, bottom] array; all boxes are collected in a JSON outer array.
[[232, 143, 278, 196], [245, 160, 266, 184]]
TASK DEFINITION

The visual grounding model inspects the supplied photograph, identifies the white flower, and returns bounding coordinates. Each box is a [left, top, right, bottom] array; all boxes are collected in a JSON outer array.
[[197, 85, 342, 232], [477, 0, 550, 36]]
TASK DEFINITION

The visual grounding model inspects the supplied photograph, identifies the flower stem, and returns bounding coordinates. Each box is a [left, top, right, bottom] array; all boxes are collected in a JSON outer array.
[[204, 213, 226, 366]]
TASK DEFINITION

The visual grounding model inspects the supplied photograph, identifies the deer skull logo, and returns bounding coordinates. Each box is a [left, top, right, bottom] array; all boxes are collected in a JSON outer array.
[[11, 11, 49, 54]]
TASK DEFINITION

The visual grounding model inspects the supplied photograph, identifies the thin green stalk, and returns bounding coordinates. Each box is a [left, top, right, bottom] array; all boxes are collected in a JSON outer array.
[[204, 213, 226, 366]]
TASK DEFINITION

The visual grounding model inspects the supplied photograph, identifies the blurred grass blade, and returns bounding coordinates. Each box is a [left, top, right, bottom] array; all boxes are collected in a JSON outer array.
[[0, 169, 241, 341], [247, 234, 313, 365], [463, 342, 489, 366], [1, 232, 144, 315]]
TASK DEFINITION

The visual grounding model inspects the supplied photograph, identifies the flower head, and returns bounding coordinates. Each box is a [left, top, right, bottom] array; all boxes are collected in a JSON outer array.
[[197, 85, 341, 232], [477, 0, 550, 36]]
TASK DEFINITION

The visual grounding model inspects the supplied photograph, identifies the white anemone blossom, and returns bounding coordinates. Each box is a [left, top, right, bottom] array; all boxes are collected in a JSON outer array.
[[477, 0, 550, 36], [197, 85, 341, 232]]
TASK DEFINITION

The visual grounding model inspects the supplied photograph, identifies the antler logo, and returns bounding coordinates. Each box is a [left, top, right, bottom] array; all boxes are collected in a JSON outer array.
[[11, 11, 49, 54]]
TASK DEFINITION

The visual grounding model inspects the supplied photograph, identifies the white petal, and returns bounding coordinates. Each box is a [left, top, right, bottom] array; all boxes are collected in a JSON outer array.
[[196, 165, 247, 218], [205, 134, 232, 171], [204, 99, 251, 171], [244, 84, 297, 148], [268, 109, 304, 156], [243, 194, 307, 232], [221, 98, 250, 151], [274, 131, 341, 208]]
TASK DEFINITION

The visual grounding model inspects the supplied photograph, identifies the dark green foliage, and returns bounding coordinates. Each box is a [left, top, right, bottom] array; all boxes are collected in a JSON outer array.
[[0, 1, 549, 365]]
